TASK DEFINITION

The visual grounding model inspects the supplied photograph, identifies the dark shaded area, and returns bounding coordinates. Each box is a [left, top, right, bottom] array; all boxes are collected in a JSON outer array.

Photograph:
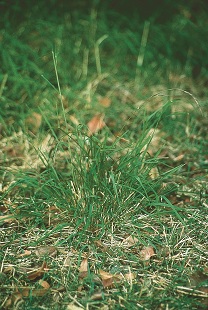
[[0, 0, 208, 84], [1, 0, 207, 25], [107, 0, 207, 23]]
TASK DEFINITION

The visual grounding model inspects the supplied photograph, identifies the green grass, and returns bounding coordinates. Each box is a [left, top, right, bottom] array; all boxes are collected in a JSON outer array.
[[0, 5, 208, 310]]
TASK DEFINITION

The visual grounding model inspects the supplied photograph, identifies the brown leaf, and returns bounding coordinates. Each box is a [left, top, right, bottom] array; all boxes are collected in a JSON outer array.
[[79, 258, 88, 279], [4, 284, 50, 308], [173, 154, 184, 162], [4, 297, 12, 308], [99, 97, 111, 107], [3, 266, 14, 274], [77, 285, 84, 292], [39, 280, 50, 289], [114, 133, 129, 143], [123, 235, 138, 247], [21, 288, 30, 297], [18, 250, 31, 257], [25, 112, 42, 133], [7, 292, 22, 307], [99, 270, 122, 288], [70, 115, 80, 126], [102, 277, 114, 288], [30, 288, 49, 297], [58, 94, 69, 108], [66, 304, 84, 310], [0, 204, 8, 213], [27, 262, 48, 280], [0, 272, 6, 284], [139, 246, 155, 261], [188, 270, 208, 294], [64, 255, 72, 267], [0, 214, 16, 223], [94, 240, 113, 255], [199, 287, 208, 294], [43, 205, 63, 227], [124, 272, 136, 282], [157, 246, 170, 258], [149, 167, 160, 180], [99, 270, 112, 280], [90, 292, 103, 300], [52, 285, 65, 292], [35, 246, 57, 257], [87, 114, 105, 135]]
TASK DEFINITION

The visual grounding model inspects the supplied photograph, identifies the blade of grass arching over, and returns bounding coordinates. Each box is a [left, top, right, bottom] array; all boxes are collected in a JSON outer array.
[[94, 34, 108, 76], [167, 88, 202, 113], [52, 50, 68, 128], [109, 171, 120, 205], [159, 196, 186, 225], [135, 20, 150, 87], [0, 73, 8, 98]]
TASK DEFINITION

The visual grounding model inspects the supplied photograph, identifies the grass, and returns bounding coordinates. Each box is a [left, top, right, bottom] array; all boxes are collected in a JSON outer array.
[[0, 4, 208, 310]]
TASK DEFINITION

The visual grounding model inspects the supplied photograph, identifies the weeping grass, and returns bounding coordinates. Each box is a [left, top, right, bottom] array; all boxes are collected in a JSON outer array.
[[0, 5, 208, 310]]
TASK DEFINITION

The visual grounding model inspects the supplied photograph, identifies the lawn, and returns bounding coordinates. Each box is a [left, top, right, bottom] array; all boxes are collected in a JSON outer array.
[[0, 2, 208, 309]]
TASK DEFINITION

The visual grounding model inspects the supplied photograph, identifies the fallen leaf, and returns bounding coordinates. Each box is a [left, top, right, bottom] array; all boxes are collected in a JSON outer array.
[[58, 94, 69, 108], [99, 97, 111, 107], [18, 250, 32, 257], [21, 288, 30, 297], [35, 246, 57, 257], [99, 270, 113, 280], [0, 214, 16, 223], [88, 114, 105, 135], [52, 285, 65, 292], [99, 270, 122, 288], [79, 258, 88, 279], [173, 154, 184, 162], [27, 262, 48, 280], [7, 292, 22, 307], [99, 271, 113, 288], [70, 115, 80, 126], [77, 285, 84, 292], [90, 292, 104, 300], [4, 145, 24, 158], [4, 297, 12, 308], [4, 284, 50, 308], [203, 267, 208, 274], [114, 133, 129, 143], [64, 256, 72, 267], [39, 280, 50, 289], [188, 270, 208, 294], [123, 235, 138, 247], [21, 285, 50, 297], [124, 272, 136, 282], [25, 112, 42, 133], [157, 246, 170, 258], [149, 167, 160, 179], [139, 246, 155, 261], [66, 304, 84, 310], [0, 203, 8, 213], [3, 266, 14, 274], [32, 289, 49, 297], [43, 205, 63, 227], [94, 240, 113, 255], [0, 272, 6, 284]]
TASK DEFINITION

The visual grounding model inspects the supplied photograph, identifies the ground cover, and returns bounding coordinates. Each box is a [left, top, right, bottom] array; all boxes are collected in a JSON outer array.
[[0, 4, 208, 309]]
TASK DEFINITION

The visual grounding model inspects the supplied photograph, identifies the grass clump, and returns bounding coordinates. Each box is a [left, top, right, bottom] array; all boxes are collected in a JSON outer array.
[[0, 4, 208, 309]]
